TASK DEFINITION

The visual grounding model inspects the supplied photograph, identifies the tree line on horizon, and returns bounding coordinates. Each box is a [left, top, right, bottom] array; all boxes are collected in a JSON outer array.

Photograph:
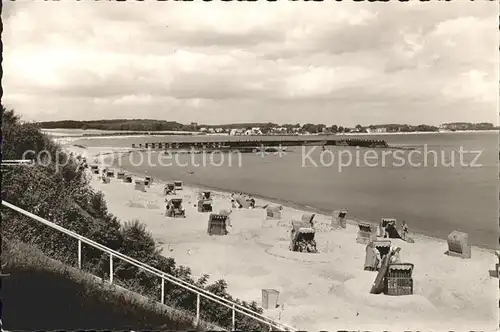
[[36, 119, 497, 134]]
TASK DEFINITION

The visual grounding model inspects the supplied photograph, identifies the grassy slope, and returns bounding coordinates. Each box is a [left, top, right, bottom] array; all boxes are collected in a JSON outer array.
[[1, 239, 222, 331]]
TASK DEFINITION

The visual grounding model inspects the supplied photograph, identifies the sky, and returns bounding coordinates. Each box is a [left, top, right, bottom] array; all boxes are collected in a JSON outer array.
[[2, 1, 499, 127]]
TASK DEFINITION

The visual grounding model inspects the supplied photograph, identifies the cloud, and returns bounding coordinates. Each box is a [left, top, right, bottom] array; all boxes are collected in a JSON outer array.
[[2, 1, 498, 126]]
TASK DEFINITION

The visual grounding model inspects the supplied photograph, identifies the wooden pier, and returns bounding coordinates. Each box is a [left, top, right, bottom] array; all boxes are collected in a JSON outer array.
[[131, 138, 389, 151]]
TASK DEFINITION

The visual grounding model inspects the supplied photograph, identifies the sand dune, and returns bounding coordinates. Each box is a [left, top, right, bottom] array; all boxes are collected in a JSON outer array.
[[68, 145, 498, 331]]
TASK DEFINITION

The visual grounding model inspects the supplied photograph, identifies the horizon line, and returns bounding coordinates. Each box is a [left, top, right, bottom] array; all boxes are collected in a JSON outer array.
[[32, 118, 498, 128]]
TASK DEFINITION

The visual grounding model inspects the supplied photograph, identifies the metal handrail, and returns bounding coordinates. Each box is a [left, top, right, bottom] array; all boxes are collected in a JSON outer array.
[[1, 159, 33, 166], [1, 200, 296, 332]]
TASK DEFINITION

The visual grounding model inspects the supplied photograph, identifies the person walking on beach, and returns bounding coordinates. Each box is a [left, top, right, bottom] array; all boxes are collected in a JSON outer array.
[[381, 224, 389, 238], [230, 194, 236, 208], [401, 221, 409, 241], [220, 208, 233, 227], [372, 246, 382, 270], [248, 196, 255, 209]]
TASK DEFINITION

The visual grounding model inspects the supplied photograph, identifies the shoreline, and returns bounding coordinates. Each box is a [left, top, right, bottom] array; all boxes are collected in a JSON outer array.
[[83, 146, 495, 253], [335, 129, 498, 135], [128, 172, 495, 252], [63, 142, 497, 331]]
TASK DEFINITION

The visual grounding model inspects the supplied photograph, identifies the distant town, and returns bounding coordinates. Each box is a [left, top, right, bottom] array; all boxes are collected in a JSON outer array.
[[193, 122, 498, 136], [38, 120, 498, 136]]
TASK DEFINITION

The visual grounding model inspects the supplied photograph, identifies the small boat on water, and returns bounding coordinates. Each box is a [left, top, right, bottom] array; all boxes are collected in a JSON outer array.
[[251, 146, 288, 153]]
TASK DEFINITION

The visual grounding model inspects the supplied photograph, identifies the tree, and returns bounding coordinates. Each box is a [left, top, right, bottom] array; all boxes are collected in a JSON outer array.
[[330, 125, 338, 133], [355, 124, 363, 131], [416, 124, 438, 132], [401, 124, 411, 132], [301, 123, 317, 134], [338, 126, 344, 133], [2, 106, 51, 160]]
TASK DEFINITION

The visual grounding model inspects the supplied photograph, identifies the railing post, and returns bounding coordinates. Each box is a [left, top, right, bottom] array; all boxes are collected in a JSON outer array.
[[232, 304, 236, 331], [109, 253, 113, 284], [195, 293, 200, 326], [161, 277, 165, 304], [77, 239, 82, 269]]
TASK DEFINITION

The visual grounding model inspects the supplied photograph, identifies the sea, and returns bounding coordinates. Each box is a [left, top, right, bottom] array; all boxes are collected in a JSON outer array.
[[72, 132, 499, 249]]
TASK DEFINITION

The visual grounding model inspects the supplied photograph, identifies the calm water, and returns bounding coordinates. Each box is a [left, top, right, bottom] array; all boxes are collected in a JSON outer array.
[[75, 132, 499, 249]]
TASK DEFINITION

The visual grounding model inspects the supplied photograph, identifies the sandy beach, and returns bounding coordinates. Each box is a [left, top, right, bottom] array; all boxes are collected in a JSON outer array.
[[65, 143, 498, 331]]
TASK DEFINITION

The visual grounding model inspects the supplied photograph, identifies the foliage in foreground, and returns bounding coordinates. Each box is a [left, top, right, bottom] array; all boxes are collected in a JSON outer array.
[[1, 107, 269, 330]]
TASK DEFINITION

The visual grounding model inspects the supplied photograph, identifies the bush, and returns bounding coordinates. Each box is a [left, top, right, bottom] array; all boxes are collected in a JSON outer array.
[[1, 107, 271, 331]]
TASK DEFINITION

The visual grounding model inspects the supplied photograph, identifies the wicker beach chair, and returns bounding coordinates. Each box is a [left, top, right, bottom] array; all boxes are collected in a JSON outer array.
[[207, 214, 229, 235], [166, 198, 185, 218]]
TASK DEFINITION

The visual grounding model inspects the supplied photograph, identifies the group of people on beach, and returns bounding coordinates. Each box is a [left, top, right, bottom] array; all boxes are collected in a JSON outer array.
[[164, 186, 176, 196], [230, 193, 271, 210], [230, 193, 255, 209]]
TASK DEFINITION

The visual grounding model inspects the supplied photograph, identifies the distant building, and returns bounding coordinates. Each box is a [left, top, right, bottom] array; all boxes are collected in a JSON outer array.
[[229, 128, 245, 136], [199, 127, 207, 132], [366, 127, 386, 133], [250, 127, 261, 135], [441, 123, 470, 131], [208, 128, 215, 133]]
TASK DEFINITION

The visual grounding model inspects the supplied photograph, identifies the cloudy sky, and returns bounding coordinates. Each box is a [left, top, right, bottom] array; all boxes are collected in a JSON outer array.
[[2, 1, 498, 126]]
